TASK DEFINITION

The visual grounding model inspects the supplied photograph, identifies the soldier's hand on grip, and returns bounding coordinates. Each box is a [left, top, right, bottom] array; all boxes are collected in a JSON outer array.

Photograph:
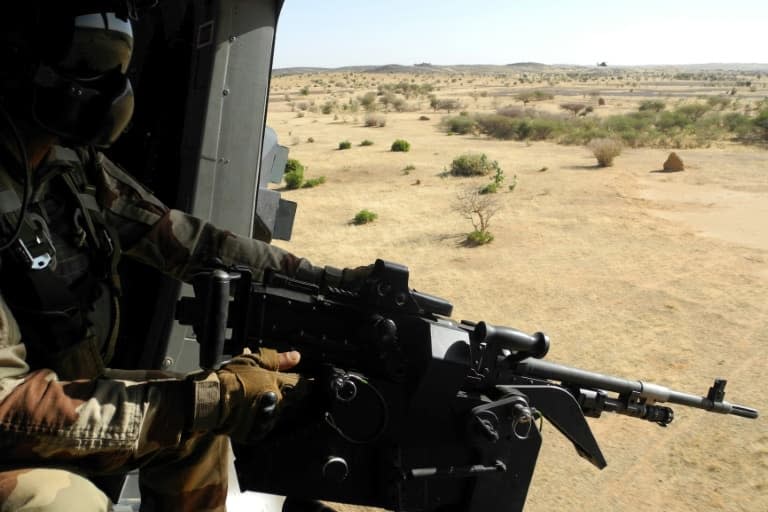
[[215, 348, 307, 443]]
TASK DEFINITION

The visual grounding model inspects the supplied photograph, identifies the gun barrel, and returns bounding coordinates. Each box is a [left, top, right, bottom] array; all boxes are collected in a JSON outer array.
[[514, 358, 758, 419]]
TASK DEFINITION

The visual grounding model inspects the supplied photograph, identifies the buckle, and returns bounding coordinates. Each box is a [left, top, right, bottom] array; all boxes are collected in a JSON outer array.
[[14, 217, 55, 270]]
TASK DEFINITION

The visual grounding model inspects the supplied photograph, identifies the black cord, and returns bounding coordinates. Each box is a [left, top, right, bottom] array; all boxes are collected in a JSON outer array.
[[0, 103, 32, 252]]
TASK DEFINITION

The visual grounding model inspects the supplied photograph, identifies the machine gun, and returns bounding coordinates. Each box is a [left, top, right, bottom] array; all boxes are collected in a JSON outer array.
[[176, 259, 758, 512]]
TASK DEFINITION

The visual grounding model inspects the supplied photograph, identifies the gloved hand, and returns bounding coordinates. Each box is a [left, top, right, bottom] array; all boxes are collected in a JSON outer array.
[[294, 262, 374, 292], [320, 264, 374, 291], [213, 348, 307, 443]]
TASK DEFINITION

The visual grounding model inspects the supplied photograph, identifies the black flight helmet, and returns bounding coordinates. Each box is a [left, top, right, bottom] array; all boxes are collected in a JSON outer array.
[[31, 10, 135, 147]]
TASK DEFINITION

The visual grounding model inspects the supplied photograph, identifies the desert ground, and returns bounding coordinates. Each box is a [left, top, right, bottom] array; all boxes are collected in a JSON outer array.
[[266, 68, 767, 512]]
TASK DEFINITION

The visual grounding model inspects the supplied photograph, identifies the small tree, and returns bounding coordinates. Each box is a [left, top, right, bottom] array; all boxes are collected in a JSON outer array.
[[560, 102, 586, 115], [515, 90, 554, 105], [588, 138, 623, 167], [454, 189, 500, 246]]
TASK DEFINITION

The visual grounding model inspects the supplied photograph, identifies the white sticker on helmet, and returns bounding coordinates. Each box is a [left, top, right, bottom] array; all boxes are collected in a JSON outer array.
[[74, 13, 133, 38]]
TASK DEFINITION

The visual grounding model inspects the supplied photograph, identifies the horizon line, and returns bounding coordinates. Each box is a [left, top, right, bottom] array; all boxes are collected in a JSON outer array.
[[274, 62, 768, 70]]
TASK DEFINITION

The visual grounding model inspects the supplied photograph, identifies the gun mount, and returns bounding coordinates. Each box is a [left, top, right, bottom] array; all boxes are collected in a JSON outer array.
[[176, 259, 758, 512]]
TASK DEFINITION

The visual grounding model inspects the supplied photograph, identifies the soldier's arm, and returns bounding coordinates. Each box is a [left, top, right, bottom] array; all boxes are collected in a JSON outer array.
[[92, 153, 320, 282], [0, 291, 299, 474]]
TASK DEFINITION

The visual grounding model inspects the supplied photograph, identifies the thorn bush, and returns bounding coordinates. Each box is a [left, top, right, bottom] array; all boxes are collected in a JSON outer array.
[[587, 138, 623, 167], [364, 113, 387, 127]]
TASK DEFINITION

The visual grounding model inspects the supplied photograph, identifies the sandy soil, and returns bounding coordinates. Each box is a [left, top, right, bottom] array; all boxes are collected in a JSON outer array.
[[267, 72, 767, 512]]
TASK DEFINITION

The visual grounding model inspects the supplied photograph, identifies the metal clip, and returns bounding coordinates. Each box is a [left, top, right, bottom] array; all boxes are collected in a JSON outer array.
[[15, 216, 55, 270]]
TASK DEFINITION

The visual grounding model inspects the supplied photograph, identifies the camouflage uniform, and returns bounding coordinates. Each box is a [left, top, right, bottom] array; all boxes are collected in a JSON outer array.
[[0, 146, 319, 511]]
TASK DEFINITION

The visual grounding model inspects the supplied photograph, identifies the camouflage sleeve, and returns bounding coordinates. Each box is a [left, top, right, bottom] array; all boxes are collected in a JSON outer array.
[[0, 290, 225, 474], [92, 153, 320, 282]]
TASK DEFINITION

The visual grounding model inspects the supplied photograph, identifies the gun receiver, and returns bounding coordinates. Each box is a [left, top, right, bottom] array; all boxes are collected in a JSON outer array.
[[176, 259, 758, 512]]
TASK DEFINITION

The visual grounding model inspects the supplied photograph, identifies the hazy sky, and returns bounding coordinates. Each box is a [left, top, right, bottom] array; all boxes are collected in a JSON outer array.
[[273, 0, 767, 68]]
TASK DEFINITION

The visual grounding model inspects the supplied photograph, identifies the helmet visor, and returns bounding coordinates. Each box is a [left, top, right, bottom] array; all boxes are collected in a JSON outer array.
[[56, 13, 133, 79]]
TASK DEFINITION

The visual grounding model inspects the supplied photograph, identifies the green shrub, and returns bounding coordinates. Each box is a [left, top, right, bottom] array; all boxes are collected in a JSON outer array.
[[508, 173, 518, 192], [676, 103, 710, 122], [444, 115, 476, 134], [391, 139, 411, 152], [556, 118, 608, 145], [480, 165, 505, 194], [638, 100, 666, 112], [720, 112, 754, 140], [480, 183, 499, 194], [474, 114, 519, 140], [321, 101, 336, 114], [449, 153, 499, 176], [353, 210, 378, 225], [430, 98, 462, 112], [587, 138, 623, 167], [283, 158, 304, 189], [603, 112, 656, 147], [706, 96, 731, 110], [359, 91, 377, 110], [496, 106, 527, 118], [360, 139, 374, 146], [302, 176, 326, 188], [693, 115, 726, 145], [466, 230, 494, 245], [657, 111, 691, 131], [515, 90, 554, 104], [754, 109, 768, 140], [338, 140, 352, 150], [527, 118, 561, 140]]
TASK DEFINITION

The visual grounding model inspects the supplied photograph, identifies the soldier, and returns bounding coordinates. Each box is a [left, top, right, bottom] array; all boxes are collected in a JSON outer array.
[[0, 3, 365, 510]]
